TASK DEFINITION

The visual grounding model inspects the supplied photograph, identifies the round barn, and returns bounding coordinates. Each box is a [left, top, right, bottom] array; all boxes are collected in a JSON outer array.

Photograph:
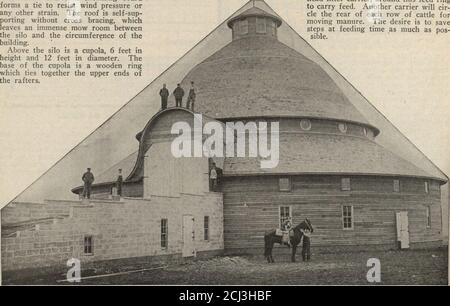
[[72, 7, 447, 253]]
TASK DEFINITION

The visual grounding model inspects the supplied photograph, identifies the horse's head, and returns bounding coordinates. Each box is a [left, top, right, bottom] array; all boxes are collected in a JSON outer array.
[[305, 218, 314, 233], [294, 218, 314, 233]]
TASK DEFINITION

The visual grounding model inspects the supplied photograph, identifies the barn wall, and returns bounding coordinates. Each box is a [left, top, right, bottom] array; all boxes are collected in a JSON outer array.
[[222, 175, 443, 252], [85, 181, 144, 200], [1, 193, 223, 272], [144, 142, 210, 198], [0, 202, 72, 225], [122, 182, 144, 198]]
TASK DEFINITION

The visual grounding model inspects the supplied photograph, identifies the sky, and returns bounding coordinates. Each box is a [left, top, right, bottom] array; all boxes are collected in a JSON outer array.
[[0, 0, 449, 208]]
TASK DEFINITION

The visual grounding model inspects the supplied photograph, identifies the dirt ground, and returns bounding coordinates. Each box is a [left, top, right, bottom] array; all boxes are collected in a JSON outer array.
[[76, 248, 448, 285]]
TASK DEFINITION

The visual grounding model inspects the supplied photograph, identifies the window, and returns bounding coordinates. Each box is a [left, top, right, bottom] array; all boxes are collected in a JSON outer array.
[[161, 219, 168, 249], [84, 235, 93, 255], [267, 19, 274, 35], [279, 206, 292, 228], [204, 216, 210, 240], [342, 206, 353, 230], [426, 206, 431, 228], [232, 22, 239, 39], [279, 177, 291, 191], [240, 19, 248, 35], [341, 178, 351, 191], [300, 119, 312, 131], [393, 179, 400, 192], [424, 181, 429, 194], [338, 123, 348, 133], [363, 127, 368, 136], [270, 20, 277, 35], [256, 17, 266, 33]]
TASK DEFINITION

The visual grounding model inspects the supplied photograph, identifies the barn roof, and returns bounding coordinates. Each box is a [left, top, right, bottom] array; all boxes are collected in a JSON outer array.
[[180, 35, 374, 128], [72, 108, 227, 192], [94, 151, 138, 184], [223, 133, 446, 183], [81, 123, 446, 189], [11, 0, 447, 205]]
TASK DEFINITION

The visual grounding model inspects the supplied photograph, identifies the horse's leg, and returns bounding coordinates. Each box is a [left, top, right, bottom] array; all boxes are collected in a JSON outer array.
[[267, 247, 274, 264], [301, 244, 306, 262], [291, 243, 297, 262], [264, 234, 270, 263], [264, 233, 276, 263], [269, 242, 274, 263], [269, 236, 275, 263]]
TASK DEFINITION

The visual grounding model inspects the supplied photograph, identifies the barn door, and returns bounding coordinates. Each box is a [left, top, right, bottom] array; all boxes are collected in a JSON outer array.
[[396, 211, 410, 249], [182, 215, 196, 257]]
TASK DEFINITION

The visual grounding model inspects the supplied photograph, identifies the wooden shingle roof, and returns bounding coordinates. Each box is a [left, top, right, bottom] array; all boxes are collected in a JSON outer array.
[[223, 133, 445, 182], [180, 35, 372, 126]]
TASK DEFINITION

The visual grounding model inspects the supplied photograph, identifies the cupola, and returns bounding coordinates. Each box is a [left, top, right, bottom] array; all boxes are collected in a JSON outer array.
[[227, 7, 282, 40]]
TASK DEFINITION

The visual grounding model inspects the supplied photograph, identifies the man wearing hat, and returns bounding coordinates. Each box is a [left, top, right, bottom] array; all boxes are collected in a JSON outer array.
[[159, 84, 169, 109], [173, 83, 185, 107], [186, 81, 196, 111], [116, 168, 123, 197], [82, 168, 95, 199]]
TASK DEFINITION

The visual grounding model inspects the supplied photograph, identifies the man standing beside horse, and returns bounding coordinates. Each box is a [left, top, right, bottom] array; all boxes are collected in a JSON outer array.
[[301, 227, 312, 261], [264, 218, 313, 263]]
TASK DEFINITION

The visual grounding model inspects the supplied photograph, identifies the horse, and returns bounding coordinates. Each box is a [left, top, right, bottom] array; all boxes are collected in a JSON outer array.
[[264, 218, 313, 263]]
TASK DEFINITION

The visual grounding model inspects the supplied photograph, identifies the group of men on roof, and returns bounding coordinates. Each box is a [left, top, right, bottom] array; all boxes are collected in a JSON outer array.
[[159, 82, 196, 111], [81, 82, 198, 199]]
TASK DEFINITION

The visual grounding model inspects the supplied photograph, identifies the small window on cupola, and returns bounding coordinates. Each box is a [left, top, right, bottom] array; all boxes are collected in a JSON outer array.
[[267, 19, 274, 35], [270, 20, 277, 35], [232, 22, 239, 39], [256, 17, 266, 33], [240, 19, 249, 35]]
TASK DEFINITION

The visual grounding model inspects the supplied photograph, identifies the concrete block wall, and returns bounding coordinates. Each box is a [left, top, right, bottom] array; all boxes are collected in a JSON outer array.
[[1, 201, 72, 224], [1, 193, 223, 272]]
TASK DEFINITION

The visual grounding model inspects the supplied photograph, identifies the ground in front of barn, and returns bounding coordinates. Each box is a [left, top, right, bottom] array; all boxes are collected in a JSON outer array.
[[75, 248, 447, 285]]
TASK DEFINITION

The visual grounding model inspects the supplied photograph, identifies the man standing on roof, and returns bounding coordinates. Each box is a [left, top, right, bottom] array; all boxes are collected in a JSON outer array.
[[173, 83, 185, 107], [159, 84, 169, 109], [82, 168, 95, 199], [186, 81, 196, 111], [116, 168, 123, 197], [210, 162, 218, 191]]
